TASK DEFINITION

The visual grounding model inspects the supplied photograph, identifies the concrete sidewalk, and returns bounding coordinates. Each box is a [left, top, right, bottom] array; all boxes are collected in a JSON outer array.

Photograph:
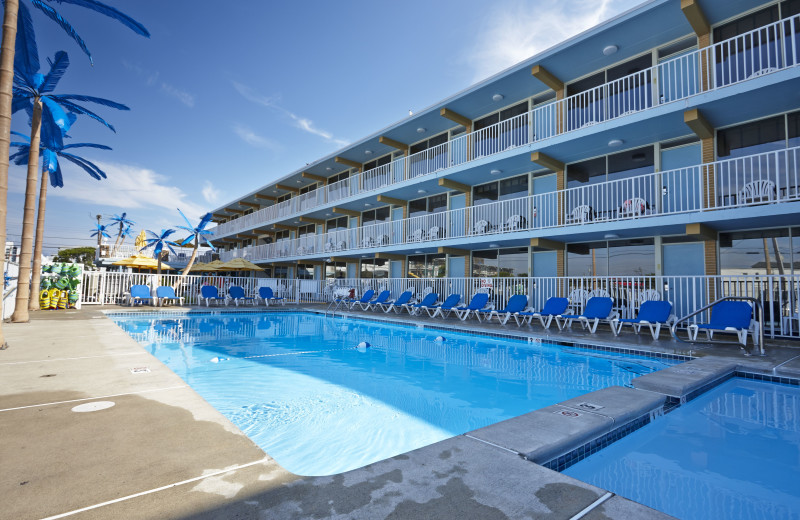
[[4, 306, 791, 519]]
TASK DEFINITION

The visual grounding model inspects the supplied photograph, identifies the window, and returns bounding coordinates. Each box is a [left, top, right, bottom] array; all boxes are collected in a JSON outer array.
[[362, 206, 390, 225], [788, 111, 799, 147], [499, 175, 529, 200], [328, 171, 349, 185], [277, 193, 291, 203], [718, 115, 786, 158], [325, 261, 347, 279], [713, 5, 782, 86], [275, 230, 290, 242], [364, 154, 392, 171], [567, 242, 609, 277], [408, 194, 447, 217], [360, 259, 388, 279], [608, 239, 655, 276], [326, 217, 348, 232], [713, 5, 780, 43], [409, 132, 448, 154], [298, 224, 316, 237], [408, 254, 445, 278], [473, 182, 498, 205], [297, 263, 315, 279], [719, 229, 794, 275], [472, 247, 528, 277], [299, 183, 318, 195], [567, 157, 605, 188]]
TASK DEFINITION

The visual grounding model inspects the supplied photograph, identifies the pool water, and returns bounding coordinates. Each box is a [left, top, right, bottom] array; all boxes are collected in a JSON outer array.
[[564, 378, 800, 520], [111, 312, 677, 476]]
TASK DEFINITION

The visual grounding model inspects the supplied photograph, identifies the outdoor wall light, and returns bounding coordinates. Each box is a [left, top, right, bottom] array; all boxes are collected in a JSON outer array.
[[272, 189, 278, 193], [489, 243, 499, 248], [325, 213, 331, 216], [608, 139, 624, 147], [490, 169, 502, 175], [662, 186, 668, 196], [414, 250, 423, 254], [603, 45, 619, 56], [364, 203, 372, 207], [604, 233, 619, 239], [417, 189, 427, 194], [492, 94, 504, 102], [663, 282, 670, 293], [417, 127, 426, 133], [364, 150, 373, 155], [296, 179, 302, 183], [326, 167, 332, 171]]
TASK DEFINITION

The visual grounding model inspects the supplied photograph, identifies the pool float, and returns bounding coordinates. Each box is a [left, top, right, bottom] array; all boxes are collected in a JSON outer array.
[[55, 276, 69, 290], [68, 290, 79, 308], [48, 288, 60, 309], [39, 289, 50, 310], [57, 290, 68, 309]]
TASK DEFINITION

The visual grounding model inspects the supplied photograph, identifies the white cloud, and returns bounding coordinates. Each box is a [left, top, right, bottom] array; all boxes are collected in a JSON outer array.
[[232, 123, 280, 150], [160, 83, 196, 107], [232, 81, 348, 147], [202, 181, 221, 204], [465, 0, 639, 82], [123, 60, 196, 108], [42, 159, 210, 222]]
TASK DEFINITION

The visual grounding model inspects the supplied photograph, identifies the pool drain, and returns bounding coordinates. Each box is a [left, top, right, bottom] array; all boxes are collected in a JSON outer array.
[[72, 401, 115, 413]]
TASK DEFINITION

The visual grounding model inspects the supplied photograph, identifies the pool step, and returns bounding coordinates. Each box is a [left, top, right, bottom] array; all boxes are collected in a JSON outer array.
[[631, 357, 738, 403], [467, 386, 665, 469]]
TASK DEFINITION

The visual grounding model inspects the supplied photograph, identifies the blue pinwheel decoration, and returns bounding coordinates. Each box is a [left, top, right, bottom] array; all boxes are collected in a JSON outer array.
[[175, 209, 216, 278], [142, 229, 179, 277], [108, 213, 135, 250]]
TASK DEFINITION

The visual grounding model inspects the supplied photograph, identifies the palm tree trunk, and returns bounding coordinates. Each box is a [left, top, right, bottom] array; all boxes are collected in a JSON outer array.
[[11, 98, 42, 323], [112, 223, 123, 253], [0, 0, 19, 348], [174, 238, 198, 291], [28, 165, 48, 311]]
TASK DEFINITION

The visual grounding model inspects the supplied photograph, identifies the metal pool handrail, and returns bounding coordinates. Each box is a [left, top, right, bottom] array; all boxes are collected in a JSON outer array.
[[670, 296, 765, 356]]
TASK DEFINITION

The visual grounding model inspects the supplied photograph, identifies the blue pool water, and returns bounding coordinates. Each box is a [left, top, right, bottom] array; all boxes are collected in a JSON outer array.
[[564, 378, 800, 520], [111, 312, 678, 476]]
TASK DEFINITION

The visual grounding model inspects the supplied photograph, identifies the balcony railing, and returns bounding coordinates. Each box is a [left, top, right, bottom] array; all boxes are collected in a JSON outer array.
[[213, 15, 800, 239], [219, 146, 800, 263]]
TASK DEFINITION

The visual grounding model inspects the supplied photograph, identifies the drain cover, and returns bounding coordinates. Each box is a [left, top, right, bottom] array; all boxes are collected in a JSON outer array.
[[72, 401, 115, 413]]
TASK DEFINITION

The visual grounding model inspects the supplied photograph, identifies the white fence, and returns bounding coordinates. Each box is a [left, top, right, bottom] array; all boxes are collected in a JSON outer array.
[[221, 146, 800, 263], [80, 272, 800, 338], [212, 15, 800, 239]]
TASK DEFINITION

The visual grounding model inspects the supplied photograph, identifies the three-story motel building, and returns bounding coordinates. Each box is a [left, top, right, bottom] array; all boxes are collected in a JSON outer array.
[[207, 0, 800, 338]]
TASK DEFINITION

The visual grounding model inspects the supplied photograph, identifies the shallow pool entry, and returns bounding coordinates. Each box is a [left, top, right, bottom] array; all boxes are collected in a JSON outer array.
[[111, 312, 678, 476]]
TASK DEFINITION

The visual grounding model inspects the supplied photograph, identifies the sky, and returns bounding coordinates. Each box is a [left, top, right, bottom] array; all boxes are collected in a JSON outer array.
[[5, 0, 643, 255]]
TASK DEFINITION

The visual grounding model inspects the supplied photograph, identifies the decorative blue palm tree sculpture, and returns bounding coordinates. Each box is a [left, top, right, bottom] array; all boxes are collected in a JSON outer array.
[[18, 0, 150, 66], [142, 229, 179, 278], [109, 213, 135, 252], [90, 223, 110, 248], [119, 224, 134, 247], [10, 12, 131, 322], [175, 209, 216, 285]]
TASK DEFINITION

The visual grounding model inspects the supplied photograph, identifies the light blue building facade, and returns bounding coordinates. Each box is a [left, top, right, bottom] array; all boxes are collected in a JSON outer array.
[[207, 0, 800, 337]]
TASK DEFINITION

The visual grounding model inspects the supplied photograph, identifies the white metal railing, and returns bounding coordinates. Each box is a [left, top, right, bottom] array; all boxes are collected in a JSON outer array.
[[222, 146, 800, 262], [211, 15, 800, 239], [79, 272, 800, 338], [97, 244, 141, 259]]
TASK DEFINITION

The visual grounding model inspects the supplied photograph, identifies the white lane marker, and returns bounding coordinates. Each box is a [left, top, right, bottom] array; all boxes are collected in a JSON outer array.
[[0, 385, 187, 413], [0, 352, 142, 366], [570, 492, 614, 520], [40, 457, 271, 520]]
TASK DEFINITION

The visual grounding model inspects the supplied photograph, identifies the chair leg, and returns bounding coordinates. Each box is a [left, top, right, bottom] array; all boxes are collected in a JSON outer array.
[[611, 320, 620, 336], [650, 323, 661, 340], [588, 319, 599, 333], [500, 313, 510, 325]]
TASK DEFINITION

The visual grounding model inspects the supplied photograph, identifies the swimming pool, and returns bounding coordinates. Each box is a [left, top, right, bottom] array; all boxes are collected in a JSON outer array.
[[111, 311, 679, 476], [564, 377, 800, 520]]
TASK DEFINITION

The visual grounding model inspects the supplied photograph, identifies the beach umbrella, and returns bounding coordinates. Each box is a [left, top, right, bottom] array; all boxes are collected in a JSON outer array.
[[186, 262, 209, 272], [218, 258, 263, 272], [113, 254, 174, 271], [203, 260, 227, 271]]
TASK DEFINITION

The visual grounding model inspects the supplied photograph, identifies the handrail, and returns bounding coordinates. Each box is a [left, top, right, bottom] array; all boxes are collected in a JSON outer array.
[[670, 296, 765, 356]]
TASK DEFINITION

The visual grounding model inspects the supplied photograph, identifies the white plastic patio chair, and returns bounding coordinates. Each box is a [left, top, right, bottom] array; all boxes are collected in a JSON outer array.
[[738, 180, 776, 205]]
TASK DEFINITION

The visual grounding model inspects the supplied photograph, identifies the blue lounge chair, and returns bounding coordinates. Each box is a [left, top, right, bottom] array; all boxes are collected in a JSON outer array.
[[129, 284, 154, 306], [346, 289, 375, 310], [688, 301, 755, 346], [404, 292, 438, 315], [200, 285, 225, 307], [155, 286, 184, 307], [228, 285, 255, 306], [514, 297, 569, 328], [453, 293, 491, 321], [556, 297, 614, 333], [426, 293, 461, 318], [478, 294, 528, 325], [259, 286, 285, 306], [613, 300, 673, 339], [379, 290, 413, 313], [359, 290, 390, 311]]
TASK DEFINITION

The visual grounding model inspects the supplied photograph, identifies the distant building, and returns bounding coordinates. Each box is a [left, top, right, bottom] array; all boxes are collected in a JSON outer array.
[[5, 242, 18, 264]]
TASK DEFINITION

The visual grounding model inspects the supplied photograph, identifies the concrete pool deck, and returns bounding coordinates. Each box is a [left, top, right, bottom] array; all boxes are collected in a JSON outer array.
[[1, 305, 798, 519]]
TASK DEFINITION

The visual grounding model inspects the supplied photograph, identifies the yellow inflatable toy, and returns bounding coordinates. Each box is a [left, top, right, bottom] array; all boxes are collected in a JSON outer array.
[[48, 288, 60, 309], [39, 289, 50, 310], [58, 290, 68, 310]]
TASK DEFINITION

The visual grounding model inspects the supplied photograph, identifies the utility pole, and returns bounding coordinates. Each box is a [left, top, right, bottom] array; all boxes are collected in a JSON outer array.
[[96, 214, 102, 248]]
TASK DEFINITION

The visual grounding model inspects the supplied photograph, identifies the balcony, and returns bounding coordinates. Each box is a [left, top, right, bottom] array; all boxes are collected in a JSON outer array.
[[212, 15, 800, 240], [219, 146, 800, 263]]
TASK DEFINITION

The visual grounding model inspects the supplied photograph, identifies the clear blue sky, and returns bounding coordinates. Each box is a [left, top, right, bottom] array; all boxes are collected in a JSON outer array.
[[5, 0, 641, 254]]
